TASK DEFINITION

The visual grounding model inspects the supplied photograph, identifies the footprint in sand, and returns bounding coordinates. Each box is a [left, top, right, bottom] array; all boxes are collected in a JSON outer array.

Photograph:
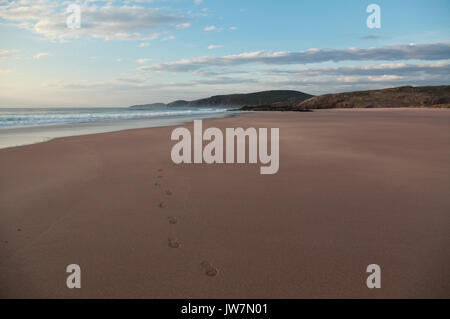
[[165, 190, 172, 196], [158, 201, 165, 208], [168, 237, 181, 248], [157, 175, 163, 179], [158, 169, 163, 172], [200, 261, 218, 277], [168, 216, 177, 224], [17, 228, 21, 232], [154, 182, 161, 187]]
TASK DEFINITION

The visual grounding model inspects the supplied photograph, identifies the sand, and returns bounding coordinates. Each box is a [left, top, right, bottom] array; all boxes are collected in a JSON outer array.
[[0, 108, 449, 298]]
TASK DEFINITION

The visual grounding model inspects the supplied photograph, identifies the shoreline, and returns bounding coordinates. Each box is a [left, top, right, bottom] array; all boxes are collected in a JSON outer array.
[[0, 111, 240, 150], [1, 107, 446, 151], [1, 109, 449, 298]]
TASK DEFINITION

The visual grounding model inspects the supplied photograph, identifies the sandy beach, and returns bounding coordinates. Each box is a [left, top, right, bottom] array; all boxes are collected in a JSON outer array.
[[0, 108, 449, 298]]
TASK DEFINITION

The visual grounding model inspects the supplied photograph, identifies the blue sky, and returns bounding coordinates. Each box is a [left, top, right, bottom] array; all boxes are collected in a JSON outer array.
[[0, 0, 449, 107]]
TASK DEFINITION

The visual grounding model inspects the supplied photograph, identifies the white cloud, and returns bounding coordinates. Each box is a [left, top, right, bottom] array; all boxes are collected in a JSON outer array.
[[137, 58, 149, 64], [0, 0, 55, 22], [0, 1, 190, 41], [139, 42, 150, 47], [33, 52, 49, 59], [194, 0, 204, 5], [208, 44, 223, 50], [229, 26, 237, 31], [56, 60, 450, 95], [140, 42, 450, 72], [203, 25, 223, 32], [265, 61, 450, 77], [176, 22, 191, 29]]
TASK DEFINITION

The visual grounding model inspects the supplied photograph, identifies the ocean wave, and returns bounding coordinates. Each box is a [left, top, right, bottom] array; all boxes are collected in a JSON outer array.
[[0, 107, 231, 128]]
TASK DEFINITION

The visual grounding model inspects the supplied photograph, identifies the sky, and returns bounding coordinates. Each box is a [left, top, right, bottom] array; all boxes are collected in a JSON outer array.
[[0, 0, 449, 107]]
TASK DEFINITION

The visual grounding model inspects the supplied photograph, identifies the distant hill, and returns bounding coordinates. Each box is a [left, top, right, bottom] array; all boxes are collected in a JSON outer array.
[[296, 85, 450, 110], [238, 85, 450, 111], [130, 86, 450, 111], [167, 100, 189, 107], [186, 90, 313, 107], [129, 90, 313, 108]]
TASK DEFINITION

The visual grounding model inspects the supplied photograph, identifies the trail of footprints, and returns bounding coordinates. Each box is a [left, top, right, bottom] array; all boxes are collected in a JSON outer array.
[[155, 168, 218, 277]]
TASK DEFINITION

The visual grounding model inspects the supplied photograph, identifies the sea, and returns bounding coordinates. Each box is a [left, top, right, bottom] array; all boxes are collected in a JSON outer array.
[[0, 107, 238, 149]]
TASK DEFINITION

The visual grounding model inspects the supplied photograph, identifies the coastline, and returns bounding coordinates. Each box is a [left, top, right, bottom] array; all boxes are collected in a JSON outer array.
[[1, 109, 449, 298], [0, 110, 239, 150]]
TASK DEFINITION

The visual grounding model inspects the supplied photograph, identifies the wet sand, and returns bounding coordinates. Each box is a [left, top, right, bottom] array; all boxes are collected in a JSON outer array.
[[0, 109, 449, 298]]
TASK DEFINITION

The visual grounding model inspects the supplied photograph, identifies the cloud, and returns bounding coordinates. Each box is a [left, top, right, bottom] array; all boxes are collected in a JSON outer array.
[[33, 52, 49, 59], [198, 62, 450, 88], [207, 44, 223, 50], [265, 61, 450, 77], [38, 59, 449, 104], [194, 0, 203, 5], [229, 26, 237, 31], [61, 76, 257, 92], [269, 75, 450, 90], [162, 35, 175, 41], [0, 0, 55, 22], [58, 60, 450, 95], [203, 25, 223, 32], [140, 42, 450, 72], [256, 61, 450, 94], [194, 77, 257, 86], [176, 22, 191, 29], [139, 42, 150, 47], [0, 1, 190, 41], [137, 58, 149, 64], [194, 69, 249, 76]]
